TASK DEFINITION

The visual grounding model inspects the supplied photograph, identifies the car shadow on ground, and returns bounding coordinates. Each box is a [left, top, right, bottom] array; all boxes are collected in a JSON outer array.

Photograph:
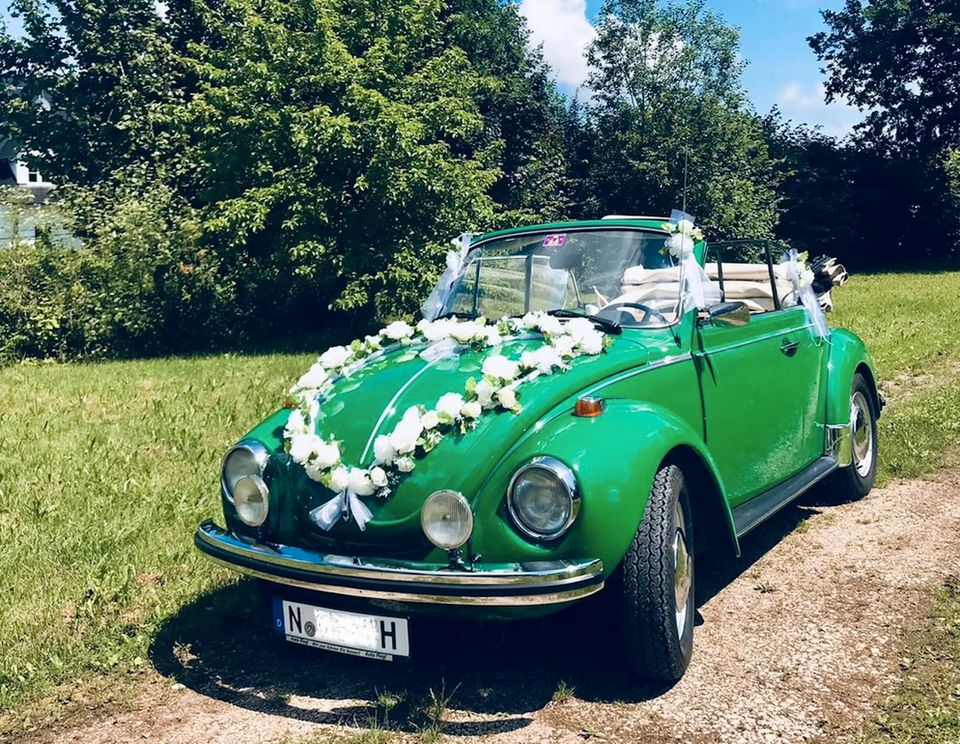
[[150, 502, 819, 737]]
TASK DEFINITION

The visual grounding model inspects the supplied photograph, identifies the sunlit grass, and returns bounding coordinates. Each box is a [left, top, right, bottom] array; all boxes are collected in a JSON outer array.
[[0, 269, 959, 720]]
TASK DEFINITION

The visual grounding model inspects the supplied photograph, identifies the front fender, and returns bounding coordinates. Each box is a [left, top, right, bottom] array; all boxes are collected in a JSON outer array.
[[826, 328, 881, 425], [469, 400, 735, 577]]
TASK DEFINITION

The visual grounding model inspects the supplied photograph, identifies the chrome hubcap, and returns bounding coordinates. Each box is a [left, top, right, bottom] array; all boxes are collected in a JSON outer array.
[[851, 391, 874, 477], [673, 501, 693, 637]]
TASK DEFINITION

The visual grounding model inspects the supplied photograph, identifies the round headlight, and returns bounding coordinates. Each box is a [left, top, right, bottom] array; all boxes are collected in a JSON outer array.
[[221, 440, 269, 498], [233, 475, 270, 527], [421, 490, 473, 550], [507, 457, 579, 540]]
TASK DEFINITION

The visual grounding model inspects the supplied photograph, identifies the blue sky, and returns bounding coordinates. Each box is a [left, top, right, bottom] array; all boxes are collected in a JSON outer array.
[[519, 0, 862, 136], [2, 0, 862, 137]]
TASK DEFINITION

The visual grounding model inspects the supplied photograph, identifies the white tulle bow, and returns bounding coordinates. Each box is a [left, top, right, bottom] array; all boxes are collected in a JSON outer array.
[[310, 488, 374, 531]]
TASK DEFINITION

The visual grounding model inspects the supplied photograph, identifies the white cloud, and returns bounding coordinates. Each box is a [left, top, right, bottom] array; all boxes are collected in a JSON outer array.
[[777, 81, 865, 139], [518, 0, 595, 90]]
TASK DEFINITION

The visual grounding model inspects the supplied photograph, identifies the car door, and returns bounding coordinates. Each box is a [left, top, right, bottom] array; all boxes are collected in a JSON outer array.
[[695, 242, 826, 506]]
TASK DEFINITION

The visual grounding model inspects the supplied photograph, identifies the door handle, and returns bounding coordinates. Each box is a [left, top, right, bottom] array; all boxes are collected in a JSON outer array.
[[780, 338, 799, 357]]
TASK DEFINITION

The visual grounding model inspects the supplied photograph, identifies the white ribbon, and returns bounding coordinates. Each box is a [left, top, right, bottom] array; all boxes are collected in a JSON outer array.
[[420, 232, 474, 320], [784, 248, 830, 340], [310, 488, 374, 531]]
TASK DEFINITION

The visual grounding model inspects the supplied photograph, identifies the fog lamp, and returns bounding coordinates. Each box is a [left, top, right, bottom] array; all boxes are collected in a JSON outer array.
[[421, 490, 473, 550], [233, 475, 270, 527]]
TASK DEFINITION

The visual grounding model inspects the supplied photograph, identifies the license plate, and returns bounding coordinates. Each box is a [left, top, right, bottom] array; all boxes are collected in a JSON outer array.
[[272, 598, 410, 660]]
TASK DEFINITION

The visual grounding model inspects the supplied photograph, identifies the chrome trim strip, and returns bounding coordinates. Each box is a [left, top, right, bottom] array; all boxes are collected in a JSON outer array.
[[199, 552, 604, 606], [195, 522, 604, 606]]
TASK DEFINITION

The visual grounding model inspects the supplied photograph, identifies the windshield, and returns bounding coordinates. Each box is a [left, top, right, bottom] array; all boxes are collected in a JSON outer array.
[[439, 228, 682, 328]]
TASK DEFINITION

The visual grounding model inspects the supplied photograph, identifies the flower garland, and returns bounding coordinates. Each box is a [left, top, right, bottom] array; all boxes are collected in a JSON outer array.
[[283, 313, 612, 530]]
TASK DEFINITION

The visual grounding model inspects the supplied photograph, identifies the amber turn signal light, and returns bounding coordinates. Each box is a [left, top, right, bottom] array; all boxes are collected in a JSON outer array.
[[574, 396, 605, 417]]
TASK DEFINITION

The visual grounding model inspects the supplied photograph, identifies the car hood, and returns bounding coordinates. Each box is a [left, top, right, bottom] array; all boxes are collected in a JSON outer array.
[[276, 334, 649, 552]]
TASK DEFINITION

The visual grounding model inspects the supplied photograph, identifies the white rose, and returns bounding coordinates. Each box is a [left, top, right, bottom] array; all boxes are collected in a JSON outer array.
[[552, 335, 577, 358], [521, 311, 542, 329], [482, 326, 502, 347], [496, 386, 519, 411], [382, 320, 414, 340], [319, 345, 352, 370], [531, 345, 563, 374], [373, 434, 397, 464], [395, 455, 416, 473], [389, 408, 424, 453], [369, 466, 388, 488], [538, 315, 564, 337], [313, 439, 341, 469], [347, 468, 375, 496], [364, 334, 382, 350], [475, 378, 497, 408], [461, 400, 482, 419], [482, 355, 519, 381], [666, 233, 695, 259], [420, 318, 453, 342], [296, 363, 329, 390], [289, 432, 320, 463], [329, 465, 350, 493], [578, 330, 604, 355], [284, 409, 309, 438], [450, 320, 480, 343], [675, 218, 696, 235], [421, 410, 440, 429], [565, 317, 595, 341], [436, 392, 465, 421], [800, 268, 815, 288]]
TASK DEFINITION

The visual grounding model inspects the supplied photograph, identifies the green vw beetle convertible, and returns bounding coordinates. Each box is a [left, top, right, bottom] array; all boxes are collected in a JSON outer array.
[[195, 215, 879, 681]]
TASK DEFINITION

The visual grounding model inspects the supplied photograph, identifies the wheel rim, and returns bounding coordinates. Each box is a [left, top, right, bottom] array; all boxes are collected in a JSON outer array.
[[851, 391, 874, 477], [673, 501, 693, 637]]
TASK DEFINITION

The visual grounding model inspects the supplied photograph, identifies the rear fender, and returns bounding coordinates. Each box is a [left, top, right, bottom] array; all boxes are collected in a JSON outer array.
[[826, 329, 881, 425]]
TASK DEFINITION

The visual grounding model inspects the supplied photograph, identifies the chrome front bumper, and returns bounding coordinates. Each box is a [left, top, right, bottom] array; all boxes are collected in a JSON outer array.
[[195, 521, 604, 606]]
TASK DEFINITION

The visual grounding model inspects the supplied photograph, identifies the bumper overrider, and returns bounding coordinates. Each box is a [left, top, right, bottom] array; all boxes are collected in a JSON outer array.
[[195, 521, 605, 606]]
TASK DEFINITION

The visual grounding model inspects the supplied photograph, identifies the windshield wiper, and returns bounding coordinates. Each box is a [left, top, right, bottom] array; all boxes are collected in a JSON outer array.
[[434, 310, 478, 320], [546, 308, 622, 335]]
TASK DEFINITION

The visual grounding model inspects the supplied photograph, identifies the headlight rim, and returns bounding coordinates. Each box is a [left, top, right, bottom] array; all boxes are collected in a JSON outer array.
[[221, 439, 270, 502], [507, 455, 580, 542], [421, 489, 474, 550]]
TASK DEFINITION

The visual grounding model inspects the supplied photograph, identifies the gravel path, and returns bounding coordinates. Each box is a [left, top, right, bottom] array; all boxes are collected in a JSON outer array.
[[19, 466, 960, 744]]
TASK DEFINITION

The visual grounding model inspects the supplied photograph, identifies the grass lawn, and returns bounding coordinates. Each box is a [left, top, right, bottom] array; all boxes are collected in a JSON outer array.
[[1, 269, 960, 729]]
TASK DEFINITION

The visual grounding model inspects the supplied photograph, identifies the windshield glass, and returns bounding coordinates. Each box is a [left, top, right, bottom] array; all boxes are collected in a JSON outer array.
[[439, 228, 682, 328]]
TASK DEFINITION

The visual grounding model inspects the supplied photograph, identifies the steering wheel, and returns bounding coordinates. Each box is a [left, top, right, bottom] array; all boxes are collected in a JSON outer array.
[[596, 302, 670, 326]]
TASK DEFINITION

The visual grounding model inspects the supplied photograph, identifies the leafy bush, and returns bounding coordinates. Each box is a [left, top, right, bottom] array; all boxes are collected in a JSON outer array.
[[0, 177, 224, 360]]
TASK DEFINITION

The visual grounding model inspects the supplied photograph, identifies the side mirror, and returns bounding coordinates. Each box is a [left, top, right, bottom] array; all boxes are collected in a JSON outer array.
[[702, 301, 750, 328]]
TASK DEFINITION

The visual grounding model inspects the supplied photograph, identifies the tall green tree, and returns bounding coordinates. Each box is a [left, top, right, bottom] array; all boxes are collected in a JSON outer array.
[[810, 0, 960, 261], [0, 0, 179, 184], [581, 0, 779, 237]]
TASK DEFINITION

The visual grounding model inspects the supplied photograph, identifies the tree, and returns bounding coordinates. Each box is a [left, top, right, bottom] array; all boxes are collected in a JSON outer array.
[[0, 0, 179, 184], [811, 0, 960, 153], [810, 0, 960, 262], [581, 0, 779, 238]]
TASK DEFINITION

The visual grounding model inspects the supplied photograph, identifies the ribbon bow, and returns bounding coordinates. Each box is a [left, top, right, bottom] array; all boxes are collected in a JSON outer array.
[[310, 488, 374, 531]]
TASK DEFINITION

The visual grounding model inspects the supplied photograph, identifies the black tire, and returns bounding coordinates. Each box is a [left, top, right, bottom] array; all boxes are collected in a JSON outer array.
[[823, 373, 878, 501], [617, 463, 695, 682]]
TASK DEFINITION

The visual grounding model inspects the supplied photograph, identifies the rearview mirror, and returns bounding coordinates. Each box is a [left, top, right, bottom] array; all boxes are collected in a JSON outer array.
[[703, 301, 749, 328]]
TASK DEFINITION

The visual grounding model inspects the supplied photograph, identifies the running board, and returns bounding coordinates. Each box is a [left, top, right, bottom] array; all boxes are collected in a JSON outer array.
[[732, 457, 838, 538]]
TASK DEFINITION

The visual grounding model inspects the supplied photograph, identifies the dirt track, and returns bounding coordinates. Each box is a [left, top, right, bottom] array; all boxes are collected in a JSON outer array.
[[20, 465, 960, 744]]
